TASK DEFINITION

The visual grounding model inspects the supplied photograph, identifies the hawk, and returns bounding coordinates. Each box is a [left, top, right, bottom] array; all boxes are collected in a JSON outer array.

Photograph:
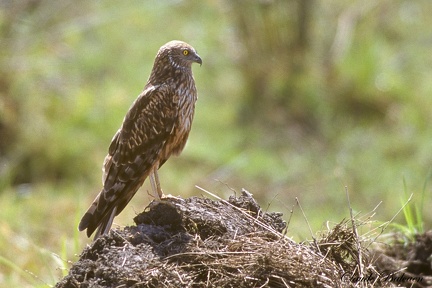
[[79, 40, 202, 238]]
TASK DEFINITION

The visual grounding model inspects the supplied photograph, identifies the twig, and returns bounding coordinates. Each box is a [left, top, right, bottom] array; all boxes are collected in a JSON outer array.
[[284, 202, 296, 236], [195, 185, 286, 240], [365, 193, 413, 249], [345, 186, 363, 277], [296, 197, 318, 251], [265, 193, 279, 214], [215, 179, 238, 197]]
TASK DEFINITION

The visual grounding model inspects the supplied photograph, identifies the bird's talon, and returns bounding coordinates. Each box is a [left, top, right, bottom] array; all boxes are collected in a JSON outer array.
[[161, 194, 184, 201]]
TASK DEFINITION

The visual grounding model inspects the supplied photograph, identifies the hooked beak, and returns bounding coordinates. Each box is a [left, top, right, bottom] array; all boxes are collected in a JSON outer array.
[[193, 53, 202, 66]]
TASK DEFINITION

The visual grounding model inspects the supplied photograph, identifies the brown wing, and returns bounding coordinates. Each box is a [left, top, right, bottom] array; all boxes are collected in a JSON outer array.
[[79, 84, 178, 238]]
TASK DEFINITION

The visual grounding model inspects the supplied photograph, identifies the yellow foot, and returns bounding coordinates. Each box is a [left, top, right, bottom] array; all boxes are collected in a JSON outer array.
[[161, 194, 184, 201], [147, 194, 184, 210]]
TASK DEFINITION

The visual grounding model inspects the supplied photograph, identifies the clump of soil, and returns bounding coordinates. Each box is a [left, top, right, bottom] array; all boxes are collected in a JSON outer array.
[[56, 190, 432, 287], [372, 231, 432, 287]]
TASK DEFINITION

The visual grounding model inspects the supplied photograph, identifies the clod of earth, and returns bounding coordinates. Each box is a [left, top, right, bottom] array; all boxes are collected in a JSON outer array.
[[56, 190, 432, 288]]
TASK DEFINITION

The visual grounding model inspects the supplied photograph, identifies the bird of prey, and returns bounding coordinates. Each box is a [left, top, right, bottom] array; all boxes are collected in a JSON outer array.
[[79, 40, 202, 239]]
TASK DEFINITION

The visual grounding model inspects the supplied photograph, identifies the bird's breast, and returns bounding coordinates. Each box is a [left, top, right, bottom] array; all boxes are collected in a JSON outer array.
[[161, 80, 197, 159]]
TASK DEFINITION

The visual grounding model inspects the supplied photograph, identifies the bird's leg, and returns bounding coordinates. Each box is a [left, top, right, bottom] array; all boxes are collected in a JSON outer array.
[[153, 168, 165, 199], [149, 167, 183, 204], [149, 169, 164, 200], [149, 172, 158, 199]]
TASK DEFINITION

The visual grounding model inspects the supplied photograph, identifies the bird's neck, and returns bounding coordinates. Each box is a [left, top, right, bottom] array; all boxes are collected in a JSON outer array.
[[147, 59, 192, 86]]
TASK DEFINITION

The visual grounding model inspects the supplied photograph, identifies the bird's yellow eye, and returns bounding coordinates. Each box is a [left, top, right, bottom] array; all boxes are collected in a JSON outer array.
[[183, 50, 189, 56]]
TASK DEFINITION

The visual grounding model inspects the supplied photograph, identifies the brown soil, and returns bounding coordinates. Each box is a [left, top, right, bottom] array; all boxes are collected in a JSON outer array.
[[56, 191, 432, 287]]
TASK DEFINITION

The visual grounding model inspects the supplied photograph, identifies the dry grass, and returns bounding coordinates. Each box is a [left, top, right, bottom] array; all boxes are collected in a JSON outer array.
[[57, 190, 430, 287]]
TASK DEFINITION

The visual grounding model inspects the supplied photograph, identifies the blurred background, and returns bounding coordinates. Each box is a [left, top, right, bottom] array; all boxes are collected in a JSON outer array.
[[1, 0, 432, 286]]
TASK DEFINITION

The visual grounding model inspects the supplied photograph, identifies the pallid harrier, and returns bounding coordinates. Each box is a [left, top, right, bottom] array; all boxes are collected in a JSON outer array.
[[79, 40, 202, 238]]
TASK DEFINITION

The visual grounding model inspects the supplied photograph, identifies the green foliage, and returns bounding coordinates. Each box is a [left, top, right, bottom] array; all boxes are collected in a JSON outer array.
[[0, 0, 432, 286], [391, 171, 431, 240]]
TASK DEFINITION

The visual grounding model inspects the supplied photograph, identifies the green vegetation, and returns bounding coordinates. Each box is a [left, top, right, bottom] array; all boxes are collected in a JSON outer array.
[[0, 0, 431, 286]]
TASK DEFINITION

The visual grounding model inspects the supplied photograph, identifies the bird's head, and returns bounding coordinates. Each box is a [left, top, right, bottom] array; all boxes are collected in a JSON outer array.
[[158, 40, 202, 70]]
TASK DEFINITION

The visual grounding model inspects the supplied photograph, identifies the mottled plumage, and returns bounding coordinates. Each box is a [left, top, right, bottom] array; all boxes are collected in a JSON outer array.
[[79, 40, 202, 238]]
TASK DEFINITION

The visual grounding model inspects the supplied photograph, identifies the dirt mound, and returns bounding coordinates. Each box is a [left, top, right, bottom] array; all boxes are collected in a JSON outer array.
[[56, 191, 431, 287], [372, 231, 432, 287]]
